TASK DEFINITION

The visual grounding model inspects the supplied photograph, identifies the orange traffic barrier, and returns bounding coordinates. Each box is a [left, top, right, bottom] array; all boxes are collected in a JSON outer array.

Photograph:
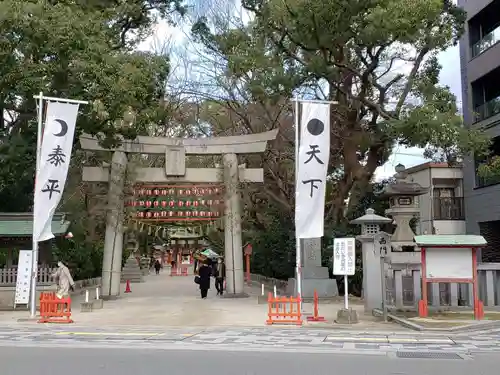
[[306, 289, 326, 322], [476, 300, 484, 320], [38, 292, 73, 324], [266, 292, 302, 326], [124, 280, 132, 293]]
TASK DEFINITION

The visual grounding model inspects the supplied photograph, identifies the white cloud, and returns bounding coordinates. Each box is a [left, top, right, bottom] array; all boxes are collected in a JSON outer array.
[[137, 20, 184, 52]]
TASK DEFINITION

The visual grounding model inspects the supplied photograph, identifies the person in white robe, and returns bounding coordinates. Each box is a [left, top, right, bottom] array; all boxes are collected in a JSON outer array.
[[52, 261, 75, 299]]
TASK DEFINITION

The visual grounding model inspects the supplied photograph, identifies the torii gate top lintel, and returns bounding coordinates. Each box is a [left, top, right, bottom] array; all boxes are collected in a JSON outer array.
[[79, 129, 278, 155]]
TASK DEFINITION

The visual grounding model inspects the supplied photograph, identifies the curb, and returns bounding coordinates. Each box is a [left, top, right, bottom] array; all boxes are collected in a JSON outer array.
[[372, 308, 500, 333]]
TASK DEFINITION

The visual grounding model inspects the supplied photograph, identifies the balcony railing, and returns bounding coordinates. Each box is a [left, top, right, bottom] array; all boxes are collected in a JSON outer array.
[[433, 197, 465, 221], [474, 96, 500, 123], [471, 26, 500, 58]]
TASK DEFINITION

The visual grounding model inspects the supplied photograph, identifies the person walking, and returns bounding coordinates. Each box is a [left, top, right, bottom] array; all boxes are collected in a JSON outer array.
[[214, 257, 226, 296], [154, 259, 161, 275], [197, 261, 211, 299]]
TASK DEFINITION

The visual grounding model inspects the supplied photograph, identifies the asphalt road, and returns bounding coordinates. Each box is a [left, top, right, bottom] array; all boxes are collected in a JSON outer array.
[[0, 346, 495, 375]]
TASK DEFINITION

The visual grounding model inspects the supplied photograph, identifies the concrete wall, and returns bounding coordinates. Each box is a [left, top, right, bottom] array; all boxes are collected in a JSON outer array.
[[459, 0, 500, 234], [461, 0, 495, 20], [462, 123, 500, 234], [434, 220, 467, 235], [466, 43, 500, 84]]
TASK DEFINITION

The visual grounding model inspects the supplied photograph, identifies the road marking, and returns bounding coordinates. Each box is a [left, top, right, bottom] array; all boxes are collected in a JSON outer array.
[[325, 336, 454, 344], [54, 332, 160, 336], [388, 337, 454, 344], [326, 337, 388, 342]]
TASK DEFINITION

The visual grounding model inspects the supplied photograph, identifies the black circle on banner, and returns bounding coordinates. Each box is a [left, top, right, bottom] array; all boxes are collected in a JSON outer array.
[[306, 119, 324, 136]]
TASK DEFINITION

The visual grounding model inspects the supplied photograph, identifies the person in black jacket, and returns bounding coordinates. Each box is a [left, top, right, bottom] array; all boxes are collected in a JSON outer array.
[[214, 257, 226, 296], [154, 259, 161, 275], [197, 261, 211, 299]]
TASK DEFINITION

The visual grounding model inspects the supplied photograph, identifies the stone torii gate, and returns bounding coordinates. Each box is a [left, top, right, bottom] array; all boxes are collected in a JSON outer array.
[[79, 130, 278, 298]]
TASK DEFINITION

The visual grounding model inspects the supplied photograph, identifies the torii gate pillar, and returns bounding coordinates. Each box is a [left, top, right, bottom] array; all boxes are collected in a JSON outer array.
[[223, 153, 244, 295]]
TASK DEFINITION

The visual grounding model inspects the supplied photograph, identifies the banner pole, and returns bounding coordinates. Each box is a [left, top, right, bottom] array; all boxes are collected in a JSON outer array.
[[294, 97, 302, 300], [30, 91, 44, 318]]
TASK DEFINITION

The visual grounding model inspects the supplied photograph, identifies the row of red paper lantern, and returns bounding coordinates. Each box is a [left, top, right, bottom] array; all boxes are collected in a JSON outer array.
[[136, 210, 221, 218], [126, 199, 223, 208], [135, 187, 223, 196]]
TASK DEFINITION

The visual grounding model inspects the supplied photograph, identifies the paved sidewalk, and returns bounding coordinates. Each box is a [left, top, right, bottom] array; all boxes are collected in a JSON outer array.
[[0, 271, 402, 330], [0, 326, 499, 356]]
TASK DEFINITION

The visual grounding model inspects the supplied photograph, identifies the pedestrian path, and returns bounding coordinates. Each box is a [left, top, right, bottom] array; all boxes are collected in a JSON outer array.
[[70, 271, 269, 327], [0, 270, 401, 330], [68, 271, 397, 329]]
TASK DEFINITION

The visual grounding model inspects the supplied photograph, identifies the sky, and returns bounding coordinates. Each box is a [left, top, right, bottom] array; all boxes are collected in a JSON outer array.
[[138, 18, 463, 181]]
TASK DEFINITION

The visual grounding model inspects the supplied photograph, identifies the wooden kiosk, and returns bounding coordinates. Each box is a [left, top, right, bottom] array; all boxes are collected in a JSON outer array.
[[414, 235, 487, 320]]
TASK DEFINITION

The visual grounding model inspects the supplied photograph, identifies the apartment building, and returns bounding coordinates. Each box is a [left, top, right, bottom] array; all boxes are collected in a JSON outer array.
[[404, 163, 465, 236], [459, 0, 500, 262]]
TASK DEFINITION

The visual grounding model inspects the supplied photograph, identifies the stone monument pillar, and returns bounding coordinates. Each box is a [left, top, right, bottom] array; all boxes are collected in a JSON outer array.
[[102, 151, 127, 298], [223, 153, 245, 296], [287, 238, 339, 299], [351, 208, 392, 313]]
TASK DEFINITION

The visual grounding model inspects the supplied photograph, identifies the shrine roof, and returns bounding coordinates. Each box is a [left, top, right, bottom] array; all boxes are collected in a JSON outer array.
[[414, 235, 487, 247], [0, 213, 70, 237]]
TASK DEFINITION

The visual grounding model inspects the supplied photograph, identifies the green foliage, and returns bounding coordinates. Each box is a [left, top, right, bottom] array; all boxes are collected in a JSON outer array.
[[191, 0, 490, 225], [248, 209, 296, 280], [52, 238, 104, 281], [0, 131, 37, 211], [477, 156, 500, 180], [0, 0, 185, 211]]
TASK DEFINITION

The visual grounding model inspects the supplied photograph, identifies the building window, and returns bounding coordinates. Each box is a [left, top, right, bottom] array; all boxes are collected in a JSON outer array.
[[471, 66, 500, 123], [432, 189, 464, 220], [469, 1, 500, 58], [475, 136, 500, 188]]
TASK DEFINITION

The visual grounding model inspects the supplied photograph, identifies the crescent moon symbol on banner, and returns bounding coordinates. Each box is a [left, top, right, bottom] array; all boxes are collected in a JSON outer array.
[[53, 119, 68, 137]]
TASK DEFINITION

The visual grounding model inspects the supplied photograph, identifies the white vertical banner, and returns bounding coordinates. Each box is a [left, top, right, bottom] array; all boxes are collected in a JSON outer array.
[[14, 250, 34, 306], [33, 101, 80, 242], [295, 102, 330, 238]]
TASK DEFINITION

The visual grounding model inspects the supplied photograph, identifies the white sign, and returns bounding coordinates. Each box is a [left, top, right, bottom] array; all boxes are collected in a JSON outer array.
[[333, 238, 356, 275], [33, 101, 80, 242], [425, 247, 473, 279], [295, 102, 330, 238], [14, 251, 34, 306]]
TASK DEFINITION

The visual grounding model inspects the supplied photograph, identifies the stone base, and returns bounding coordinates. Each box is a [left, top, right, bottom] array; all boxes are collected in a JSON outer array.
[[221, 292, 249, 299], [101, 295, 119, 301], [92, 299, 104, 309], [287, 275, 339, 299], [335, 308, 359, 324], [80, 302, 93, 312]]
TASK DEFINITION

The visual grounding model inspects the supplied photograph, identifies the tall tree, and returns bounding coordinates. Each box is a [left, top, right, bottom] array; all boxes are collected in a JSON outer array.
[[0, 0, 186, 211], [191, 0, 490, 225]]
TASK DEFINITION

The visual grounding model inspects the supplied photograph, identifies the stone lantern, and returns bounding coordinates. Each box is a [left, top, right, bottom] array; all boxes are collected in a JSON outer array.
[[351, 208, 392, 313], [378, 164, 428, 252]]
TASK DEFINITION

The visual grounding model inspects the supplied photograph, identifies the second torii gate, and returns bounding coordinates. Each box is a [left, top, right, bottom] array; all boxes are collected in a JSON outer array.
[[80, 129, 278, 298]]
